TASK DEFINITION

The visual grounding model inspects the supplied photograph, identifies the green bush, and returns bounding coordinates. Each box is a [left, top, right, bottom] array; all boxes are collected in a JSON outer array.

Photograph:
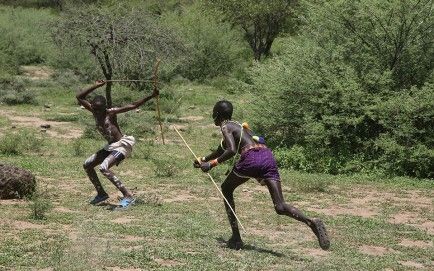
[[209, 76, 251, 94], [247, 0, 434, 178], [371, 83, 434, 178], [0, 129, 45, 155], [162, 2, 248, 81], [132, 144, 153, 160], [274, 146, 308, 172], [0, 77, 37, 105], [28, 185, 53, 220], [0, 6, 56, 74], [152, 158, 178, 177], [0, 132, 23, 155]]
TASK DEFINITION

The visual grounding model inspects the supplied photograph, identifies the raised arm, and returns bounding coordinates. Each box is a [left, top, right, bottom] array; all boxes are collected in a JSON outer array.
[[76, 80, 106, 111], [108, 87, 159, 115]]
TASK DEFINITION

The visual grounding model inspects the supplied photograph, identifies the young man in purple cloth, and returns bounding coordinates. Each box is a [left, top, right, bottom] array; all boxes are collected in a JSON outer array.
[[194, 100, 330, 250], [76, 80, 158, 209]]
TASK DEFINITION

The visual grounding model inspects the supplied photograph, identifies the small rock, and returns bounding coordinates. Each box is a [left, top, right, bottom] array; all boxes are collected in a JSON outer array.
[[40, 129, 47, 133], [80, 106, 85, 109], [40, 124, 51, 129], [44, 104, 51, 108], [135, 109, 141, 113]]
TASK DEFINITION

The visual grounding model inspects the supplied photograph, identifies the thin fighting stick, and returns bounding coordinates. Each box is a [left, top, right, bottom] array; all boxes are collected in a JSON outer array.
[[173, 126, 247, 233]]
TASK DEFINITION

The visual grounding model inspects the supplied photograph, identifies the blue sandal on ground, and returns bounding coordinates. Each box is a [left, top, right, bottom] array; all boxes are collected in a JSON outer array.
[[118, 197, 136, 209], [90, 194, 109, 205]]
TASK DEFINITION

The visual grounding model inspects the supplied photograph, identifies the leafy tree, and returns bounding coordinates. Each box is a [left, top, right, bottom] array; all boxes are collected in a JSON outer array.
[[52, 4, 184, 107], [313, 0, 434, 90], [161, 2, 248, 80], [207, 0, 296, 60], [248, 0, 434, 177]]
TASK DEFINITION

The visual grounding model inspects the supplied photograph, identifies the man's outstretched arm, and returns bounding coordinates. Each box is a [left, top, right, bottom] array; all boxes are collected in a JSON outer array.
[[108, 88, 159, 114], [76, 80, 106, 111], [195, 126, 237, 172]]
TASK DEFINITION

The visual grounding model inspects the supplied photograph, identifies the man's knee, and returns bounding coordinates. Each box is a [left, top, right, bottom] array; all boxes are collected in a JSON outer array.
[[221, 183, 232, 196], [83, 162, 93, 171], [99, 159, 110, 174], [83, 154, 96, 170], [98, 165, 108, 175], [274, 203, 287, 215]]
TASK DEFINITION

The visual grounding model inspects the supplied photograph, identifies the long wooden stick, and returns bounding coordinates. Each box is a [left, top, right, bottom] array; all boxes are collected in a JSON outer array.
[[152, 58, 165, 145], [106, 79, 154, 82], [173, 126, 247, 233]]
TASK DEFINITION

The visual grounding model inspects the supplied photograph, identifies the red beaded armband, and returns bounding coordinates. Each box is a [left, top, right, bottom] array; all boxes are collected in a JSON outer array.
[[210, 159, 219, 167]]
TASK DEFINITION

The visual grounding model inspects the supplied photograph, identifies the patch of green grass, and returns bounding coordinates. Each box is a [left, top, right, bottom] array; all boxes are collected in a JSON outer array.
[[0, 80, 433, 271], [46, 113, 80, 122], [152, 158, 178, 177], [28, 185, 53, 220], [0, 128, 45, 155]]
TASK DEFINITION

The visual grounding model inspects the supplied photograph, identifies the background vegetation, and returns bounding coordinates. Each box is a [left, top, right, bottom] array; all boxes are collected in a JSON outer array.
[[2, 0, 432, 178], [0, 1, 433, 270]]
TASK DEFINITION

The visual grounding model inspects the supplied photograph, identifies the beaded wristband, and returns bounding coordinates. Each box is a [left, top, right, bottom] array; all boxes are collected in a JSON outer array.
[[210, 159, 219, 167]]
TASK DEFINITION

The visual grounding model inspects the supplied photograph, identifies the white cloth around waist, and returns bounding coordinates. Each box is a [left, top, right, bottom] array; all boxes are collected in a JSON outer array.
[[103, 135, 136, 157]]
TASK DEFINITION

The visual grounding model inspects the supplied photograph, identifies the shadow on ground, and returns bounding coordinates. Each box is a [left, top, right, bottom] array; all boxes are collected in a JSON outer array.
[[216, 237, 285, 257]]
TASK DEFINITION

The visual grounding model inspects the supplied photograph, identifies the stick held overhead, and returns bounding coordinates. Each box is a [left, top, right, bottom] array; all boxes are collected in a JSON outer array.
[[173, 126, 247, 233], [105, 79, 155, 82]]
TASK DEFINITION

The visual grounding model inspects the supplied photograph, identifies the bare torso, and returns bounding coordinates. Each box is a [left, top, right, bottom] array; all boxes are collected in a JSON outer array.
[[93, 111, 123, 143]]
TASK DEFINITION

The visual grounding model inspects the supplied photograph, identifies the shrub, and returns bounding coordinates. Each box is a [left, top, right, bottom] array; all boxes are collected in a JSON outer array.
[[0, 6, 56, 73], [0, 129, 45, 155], [153, 158, 178, 177], [132, 144, 153, 160], [0, 77, 37, 105], [0, 132, 23, 155], [28, 185, 53, 220], [246, 0, 434, 178], [162, 2, 248, 81], [274, 146, 308, 171]]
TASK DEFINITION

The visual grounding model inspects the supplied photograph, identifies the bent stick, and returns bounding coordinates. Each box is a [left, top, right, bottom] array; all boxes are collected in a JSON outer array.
[[173, 126, 247, 233]]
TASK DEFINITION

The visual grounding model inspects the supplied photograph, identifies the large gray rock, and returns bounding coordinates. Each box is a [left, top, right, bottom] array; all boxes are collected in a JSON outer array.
[[0, 163, 35, 199]]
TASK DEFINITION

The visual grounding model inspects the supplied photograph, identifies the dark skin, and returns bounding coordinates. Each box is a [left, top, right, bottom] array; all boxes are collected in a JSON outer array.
[[77, 80, 158, 198], [196, 117, 320, 250]]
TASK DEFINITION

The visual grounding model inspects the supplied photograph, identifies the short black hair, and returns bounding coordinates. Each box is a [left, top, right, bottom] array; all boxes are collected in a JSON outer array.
[[213, 100, 233, 121], [92, 95, 106, 106]]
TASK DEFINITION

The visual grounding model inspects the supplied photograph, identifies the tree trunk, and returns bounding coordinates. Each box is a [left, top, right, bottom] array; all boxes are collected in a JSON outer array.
[[105, 81, 113, 108]]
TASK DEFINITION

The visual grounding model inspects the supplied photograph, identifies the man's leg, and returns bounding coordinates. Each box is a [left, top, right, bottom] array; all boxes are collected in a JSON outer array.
[[98, 153, 133, 198], [221, 171, 249, 250], [264, 179, 330, 250], [83, 149, 110, 196]]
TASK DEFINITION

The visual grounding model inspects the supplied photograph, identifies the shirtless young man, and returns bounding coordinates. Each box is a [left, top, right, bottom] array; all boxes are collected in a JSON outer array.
[[194, 100, 330, 250], [76, 80, 158, 208]]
